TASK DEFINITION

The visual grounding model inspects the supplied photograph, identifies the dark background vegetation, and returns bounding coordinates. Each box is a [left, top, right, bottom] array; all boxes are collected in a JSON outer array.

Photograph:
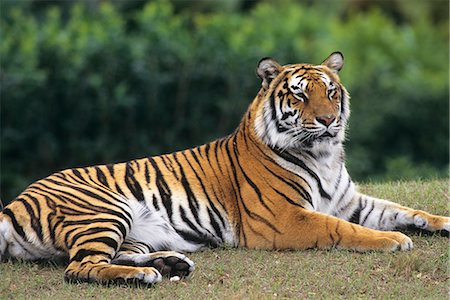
[[1, 0, 448, 204]]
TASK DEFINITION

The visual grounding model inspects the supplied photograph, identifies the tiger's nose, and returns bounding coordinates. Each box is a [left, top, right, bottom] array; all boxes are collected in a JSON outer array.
[[316, 115, 336, 126]]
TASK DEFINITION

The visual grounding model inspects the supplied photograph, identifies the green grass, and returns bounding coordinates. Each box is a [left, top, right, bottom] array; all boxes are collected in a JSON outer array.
[[1, 180, 448, 299]]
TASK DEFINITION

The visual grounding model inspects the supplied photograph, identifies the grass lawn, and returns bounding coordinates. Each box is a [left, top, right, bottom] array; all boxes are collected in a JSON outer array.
[[1, 179, 448, 299]]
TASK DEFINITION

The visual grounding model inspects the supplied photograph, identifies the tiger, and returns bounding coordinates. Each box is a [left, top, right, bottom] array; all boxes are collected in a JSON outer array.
[[0, 52, 448, 285]]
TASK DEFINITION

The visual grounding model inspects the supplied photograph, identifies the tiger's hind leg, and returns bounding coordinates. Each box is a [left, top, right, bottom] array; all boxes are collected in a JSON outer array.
[[111, 239, 195, 279], [64, 229, 162, 285], [65, 254, 162, 285]]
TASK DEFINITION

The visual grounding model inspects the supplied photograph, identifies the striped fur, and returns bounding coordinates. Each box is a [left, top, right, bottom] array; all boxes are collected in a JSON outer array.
[[1, 52, 448, 285]]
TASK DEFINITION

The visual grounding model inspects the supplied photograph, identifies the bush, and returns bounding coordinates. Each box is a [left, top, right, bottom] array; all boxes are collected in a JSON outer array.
[[1, 1, 448, 203]]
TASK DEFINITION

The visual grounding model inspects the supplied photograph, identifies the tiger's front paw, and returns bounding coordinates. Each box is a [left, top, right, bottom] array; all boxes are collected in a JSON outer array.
[[412, 212, 450, 236], [391, 232, 413, 251], [444, 221, 450, 232], [413, 215, 428, 229], [354, 230, 413, 252], [383, 231, 413, 252], [441, 217, 450, 237]]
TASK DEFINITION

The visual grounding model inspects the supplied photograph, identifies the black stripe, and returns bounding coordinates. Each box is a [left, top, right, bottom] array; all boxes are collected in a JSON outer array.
[[214, 139, 224, 174], [80, 259, 109, 268], [18, 198, 44, 241], [46, 176, 131, 216], [339, 85, 345, 115], [125, 162, 145, 202], [262, 164, 311, 207], [83, 167, 96, 185], [271, 148, 331, 200], [246, 128, 313, 205], [204, 142, 234, 215], [160, 155, 176, 177], [149, 158, 173, 221], [175, 229, 208, 246], [179, 206, 202, 234], [270, 93, 277, 121], [206, 141, 237, 214], [120, 240, 152, 254], [76, 236, 119, 251], [207, 207, 224, 241], [203, 143, 210, 159], [105, 164, 125, 195], [45, 197, 59, 246], [70, 249, 112, 263], [225, 136, 281, 235], [223, 137, 245, 244], [9, 236, 36, 257], [66, 227, 122, 249], [181, 151, 227, 229], [95, 167, 109, 187], [49, 175, 120, 207], [32, 181, 132, 228], [377, 207, 386, 228], [2, 208, 26, 240], [40, 183, 128, 219], [62, 217, 128, 230], [361, 200, 375, 226], [173, 153, 202, 225], [349, 197, 363, 224], [152, 194, 160, 211], [245, 218, 273, 244], [189, 148, 206, 174], [334, 221, 342, 246], [41, 195, 65, 253], [336, 178, 351, 205], [59, 206, 94, 216], [232, 140, 275, 216], [334, 163, 344, 191], [72, 169, 88, 183], [144, 160, 151, 184], [272, 187, 304, 208], [63, 218, 127, 242], [106, 164, 115, 176]]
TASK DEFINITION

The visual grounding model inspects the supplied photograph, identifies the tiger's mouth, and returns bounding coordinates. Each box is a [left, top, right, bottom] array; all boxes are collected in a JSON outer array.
[[320, 132, 334, 138], [300, 131, 338, 148], [310, 130, 338, 142]]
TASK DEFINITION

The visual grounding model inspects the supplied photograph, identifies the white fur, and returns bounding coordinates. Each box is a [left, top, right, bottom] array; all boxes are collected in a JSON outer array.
[[128, 201, 202, 252], [128, 200, 236, 252], [0, 219, 8, 260], [0, 219, 65, 260]]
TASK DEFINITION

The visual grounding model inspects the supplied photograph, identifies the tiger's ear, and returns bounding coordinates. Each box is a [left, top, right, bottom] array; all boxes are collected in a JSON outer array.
[[322, 52, 344, 73], [257, 57, 282, 89]]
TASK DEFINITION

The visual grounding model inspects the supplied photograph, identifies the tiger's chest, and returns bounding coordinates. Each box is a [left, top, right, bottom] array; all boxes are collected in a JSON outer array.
[[273, 141, 353, 213]]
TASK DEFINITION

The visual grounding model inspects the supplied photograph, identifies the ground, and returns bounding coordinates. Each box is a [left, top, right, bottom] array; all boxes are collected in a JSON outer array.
[[0, 180, 448, 299]]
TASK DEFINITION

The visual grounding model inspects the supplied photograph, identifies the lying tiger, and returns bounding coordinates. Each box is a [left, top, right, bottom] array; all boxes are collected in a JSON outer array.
[[1, 52, 448, 285]]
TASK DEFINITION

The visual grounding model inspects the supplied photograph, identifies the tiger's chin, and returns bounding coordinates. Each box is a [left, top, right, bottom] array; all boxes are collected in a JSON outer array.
[[319, 132, 335, 138], [293, 132, 341, 150]]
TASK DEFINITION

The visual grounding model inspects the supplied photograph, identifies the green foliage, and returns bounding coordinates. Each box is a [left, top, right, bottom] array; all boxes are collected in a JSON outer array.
[[1, 1, 448, 202]]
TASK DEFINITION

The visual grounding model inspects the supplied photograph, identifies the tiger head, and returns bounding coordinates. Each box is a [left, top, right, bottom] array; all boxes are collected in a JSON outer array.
[[253, 52, 350, 151]]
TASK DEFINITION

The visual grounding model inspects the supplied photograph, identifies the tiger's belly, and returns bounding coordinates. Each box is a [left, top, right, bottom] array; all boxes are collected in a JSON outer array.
[[128, 200, 237, 252]]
